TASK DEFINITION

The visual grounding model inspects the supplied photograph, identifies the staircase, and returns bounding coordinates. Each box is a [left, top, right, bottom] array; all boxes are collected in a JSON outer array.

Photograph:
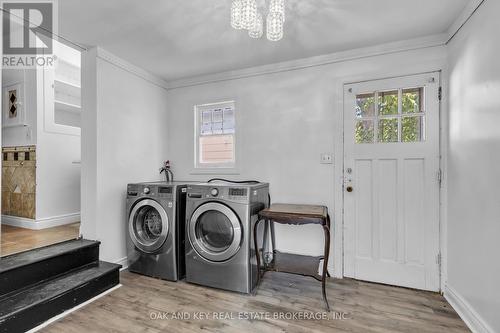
[[0, 239, 121, 333]]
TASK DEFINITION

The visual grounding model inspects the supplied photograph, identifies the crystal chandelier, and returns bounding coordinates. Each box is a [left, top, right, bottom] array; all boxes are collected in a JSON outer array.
[[230, 0, 285, 41]]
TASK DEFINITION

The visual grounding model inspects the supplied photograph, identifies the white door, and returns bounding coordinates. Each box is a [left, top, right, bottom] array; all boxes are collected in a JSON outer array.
[[343, 73, 441, 291]]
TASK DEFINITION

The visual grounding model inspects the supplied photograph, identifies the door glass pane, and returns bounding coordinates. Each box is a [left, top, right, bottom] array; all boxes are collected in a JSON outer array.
[[196, 210, 234, 252], [355, 120, 374, 144], [378, 118, 398, 143], [403, 88, 424, 114], [134, 206, 163, 243], [378, 90, 398, 115], [402, 116, 424, 142], [356, 93, 375, 118]]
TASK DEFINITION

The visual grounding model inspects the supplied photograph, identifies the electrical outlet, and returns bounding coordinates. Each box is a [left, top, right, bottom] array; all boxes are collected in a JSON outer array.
[[320, 153, 333, 164]]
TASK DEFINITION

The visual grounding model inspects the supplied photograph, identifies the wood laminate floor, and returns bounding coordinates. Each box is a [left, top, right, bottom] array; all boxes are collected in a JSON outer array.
[[0, 223, 80, 257], [41, 271, 469, 333]]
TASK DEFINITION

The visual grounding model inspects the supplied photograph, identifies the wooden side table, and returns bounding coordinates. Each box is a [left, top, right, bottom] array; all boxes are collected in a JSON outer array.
[[254, 203, 331, 311]]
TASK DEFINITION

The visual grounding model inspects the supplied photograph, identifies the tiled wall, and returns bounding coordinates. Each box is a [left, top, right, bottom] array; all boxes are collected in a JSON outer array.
[[1, 146, 36, 219]]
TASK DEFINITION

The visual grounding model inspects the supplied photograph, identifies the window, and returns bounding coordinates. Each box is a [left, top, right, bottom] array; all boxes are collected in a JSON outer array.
[[355, 87, 425, 144], [195, 101, 235, 168]]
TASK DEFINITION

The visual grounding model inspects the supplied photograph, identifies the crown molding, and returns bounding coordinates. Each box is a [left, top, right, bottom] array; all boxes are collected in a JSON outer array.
[[447, 0, 486, 43], [166, 33, 448, 90], [95, 47, 169, 90]]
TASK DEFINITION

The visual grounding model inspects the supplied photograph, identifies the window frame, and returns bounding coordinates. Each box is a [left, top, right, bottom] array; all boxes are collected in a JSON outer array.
[[194, 100, 237, 170], [354, 86, 426, 144]]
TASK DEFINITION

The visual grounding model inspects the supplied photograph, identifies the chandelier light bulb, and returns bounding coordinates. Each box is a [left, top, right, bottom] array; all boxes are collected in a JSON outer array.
[[266, 11, 284, 41], [231, 0, 243, 29], [269, 0, 285, 22], [241, 0, 257, 30], [248, 13, 263, 38]]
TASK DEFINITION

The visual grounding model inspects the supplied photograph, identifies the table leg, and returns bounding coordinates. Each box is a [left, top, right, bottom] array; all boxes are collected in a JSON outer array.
[[254, 218, 263, 286], [270, 219, 276, 256], [322, 215, 331, 312], [262, 219, 269, 267]]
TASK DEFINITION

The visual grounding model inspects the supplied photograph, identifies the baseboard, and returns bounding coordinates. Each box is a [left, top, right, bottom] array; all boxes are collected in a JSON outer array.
[[1, 213, 80, 230], [114, 256, 128, 271], [444, 284, 494, 333]]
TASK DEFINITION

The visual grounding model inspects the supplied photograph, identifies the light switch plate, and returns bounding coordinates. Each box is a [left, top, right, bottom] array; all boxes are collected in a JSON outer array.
[[320, 153, 333, 164]]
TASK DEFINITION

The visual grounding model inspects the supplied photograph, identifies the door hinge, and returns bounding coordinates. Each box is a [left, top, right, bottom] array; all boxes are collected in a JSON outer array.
[[438, 86, 442, 101], [436, 253, 442, 266], [437, 169, 443, 186]]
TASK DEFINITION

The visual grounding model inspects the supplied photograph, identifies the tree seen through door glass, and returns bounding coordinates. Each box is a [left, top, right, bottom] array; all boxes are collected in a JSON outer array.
[[378, 118, 398, 142], [355, 93, 375, 118], [355, 88, 425, 143], [355, 120, 374, 143], [402, 116, 424, 142], [378, 90, 398, 115], [402, 88, 423, 114]]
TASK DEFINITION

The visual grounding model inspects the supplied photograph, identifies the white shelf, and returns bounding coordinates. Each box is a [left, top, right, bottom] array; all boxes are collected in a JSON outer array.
[[54, 78, 81, 89], [55, 58, 81, 86], [55, 100, 81, 114]]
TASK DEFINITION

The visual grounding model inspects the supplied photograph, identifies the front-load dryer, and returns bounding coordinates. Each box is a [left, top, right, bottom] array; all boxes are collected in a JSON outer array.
[[185, 182, 269, 293], [126, 182, 188, 281]]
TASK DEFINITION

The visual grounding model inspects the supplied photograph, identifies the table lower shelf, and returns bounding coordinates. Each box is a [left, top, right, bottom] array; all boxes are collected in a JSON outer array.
[[265, 251, 325, 281]]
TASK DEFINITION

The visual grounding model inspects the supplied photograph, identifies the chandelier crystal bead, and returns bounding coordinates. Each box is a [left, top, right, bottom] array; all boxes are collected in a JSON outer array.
[[231, 0, 243, 29], [230, 0, 286, 41], [269, 0, 285, 22], [241, 0, 257, 30], [248, 13, 263, 38], [266, 11, 284, 41]]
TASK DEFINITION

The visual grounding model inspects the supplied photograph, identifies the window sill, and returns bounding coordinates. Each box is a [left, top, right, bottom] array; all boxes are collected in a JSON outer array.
[[189, 168, 240, 175]]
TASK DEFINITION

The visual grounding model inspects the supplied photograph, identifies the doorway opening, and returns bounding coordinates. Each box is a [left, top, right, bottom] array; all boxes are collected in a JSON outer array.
[[1, 23, 83, 256]]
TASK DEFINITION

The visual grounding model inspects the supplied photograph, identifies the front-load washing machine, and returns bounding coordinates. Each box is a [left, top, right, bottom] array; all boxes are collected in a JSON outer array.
[[185, 182, 269, 293], [126, 182, 188, 281]]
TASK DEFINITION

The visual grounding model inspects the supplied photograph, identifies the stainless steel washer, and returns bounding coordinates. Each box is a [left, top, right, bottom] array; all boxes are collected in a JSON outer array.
[[126, 182, 188, 281], [185, 182, 269, 293]]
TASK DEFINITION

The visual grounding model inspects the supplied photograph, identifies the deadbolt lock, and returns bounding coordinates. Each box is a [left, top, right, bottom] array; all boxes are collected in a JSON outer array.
[[346, 186, 353, 193]]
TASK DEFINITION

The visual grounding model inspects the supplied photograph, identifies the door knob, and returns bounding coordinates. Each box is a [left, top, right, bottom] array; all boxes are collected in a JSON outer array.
[[346, 186, 353, 193]]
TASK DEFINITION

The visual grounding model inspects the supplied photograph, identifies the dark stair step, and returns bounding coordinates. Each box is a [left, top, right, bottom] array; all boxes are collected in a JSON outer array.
[[0, 261, 121, 333], [0, 239, 100, 297]]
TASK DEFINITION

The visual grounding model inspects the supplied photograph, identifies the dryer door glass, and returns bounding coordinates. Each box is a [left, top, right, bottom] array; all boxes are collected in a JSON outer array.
[[189, 202, 242, 262], [196, 210, 234, 252], [129, 199, 169, 253]]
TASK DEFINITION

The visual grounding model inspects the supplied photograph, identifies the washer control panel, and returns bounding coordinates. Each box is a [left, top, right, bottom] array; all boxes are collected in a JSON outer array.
[[127, 184, 174, 199]]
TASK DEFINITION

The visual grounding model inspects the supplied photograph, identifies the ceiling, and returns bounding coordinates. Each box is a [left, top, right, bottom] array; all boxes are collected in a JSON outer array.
[[58, 0, 469, 81]]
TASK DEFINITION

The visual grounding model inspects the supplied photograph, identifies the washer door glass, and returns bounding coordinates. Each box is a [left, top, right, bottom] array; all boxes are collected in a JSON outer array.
[[189, 202, 241, 262], [129, 199, 169, 253]]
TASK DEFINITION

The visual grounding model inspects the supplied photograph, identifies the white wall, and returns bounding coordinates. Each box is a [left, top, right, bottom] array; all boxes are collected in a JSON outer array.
[[2, 69, 37, 147], [167, 46, 447, 273], [82, 48, 169, 263], [446, 0, 500, 331]]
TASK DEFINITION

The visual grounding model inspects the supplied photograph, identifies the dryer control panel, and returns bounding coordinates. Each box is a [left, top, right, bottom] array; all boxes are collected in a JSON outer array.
[[186, 184, 265, 204]]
